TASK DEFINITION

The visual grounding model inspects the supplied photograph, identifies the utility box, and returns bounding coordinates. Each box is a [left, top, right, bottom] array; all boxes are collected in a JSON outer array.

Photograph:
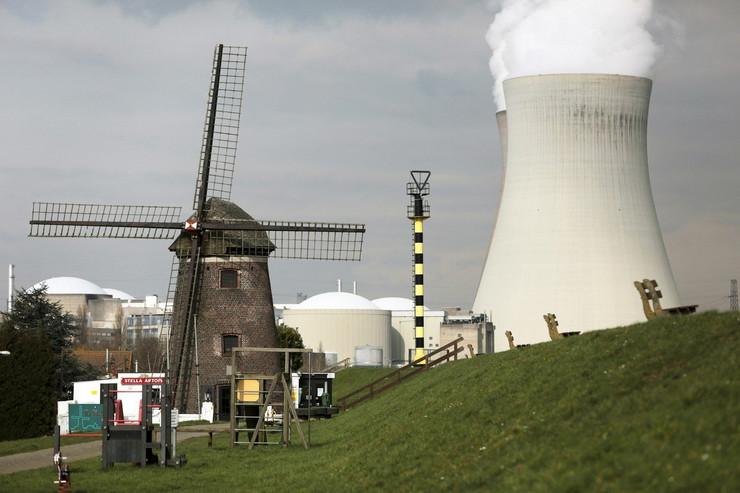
[[297, 373, 338, 418], [68, 403, 103, 433], [236, 379, 261, 403]]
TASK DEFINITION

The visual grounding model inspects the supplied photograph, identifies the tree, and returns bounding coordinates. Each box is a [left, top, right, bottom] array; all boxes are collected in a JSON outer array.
[[0, 286, 99, 438], [7, 286, 78, 358], [111, 305, 124, 350], [0, 326, 56, 439], [76, 305, 89, 347], [276, 324, 304, 372], [133, 336, 164, 373]]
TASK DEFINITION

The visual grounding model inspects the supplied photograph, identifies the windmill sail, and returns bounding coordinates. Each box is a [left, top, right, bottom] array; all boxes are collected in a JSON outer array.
[[159, 254, 181, 370], [167, 218, 365, 261], [29, 202, 181, 239], [192, 45, 248, 211]]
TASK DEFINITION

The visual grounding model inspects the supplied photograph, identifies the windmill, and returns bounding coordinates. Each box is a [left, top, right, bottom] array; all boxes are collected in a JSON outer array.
[[29, 44, 365, 412]]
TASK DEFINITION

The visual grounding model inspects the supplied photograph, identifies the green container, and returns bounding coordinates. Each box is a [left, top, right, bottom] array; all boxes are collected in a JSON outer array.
[[68, 403, 103, 433]]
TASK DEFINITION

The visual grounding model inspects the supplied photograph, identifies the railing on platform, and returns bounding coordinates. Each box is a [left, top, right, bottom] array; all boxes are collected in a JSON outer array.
[[336, 336, 465, 410]]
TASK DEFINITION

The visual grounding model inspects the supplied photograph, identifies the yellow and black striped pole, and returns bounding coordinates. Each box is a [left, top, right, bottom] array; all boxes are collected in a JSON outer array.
[[407, 171, 431, 363]]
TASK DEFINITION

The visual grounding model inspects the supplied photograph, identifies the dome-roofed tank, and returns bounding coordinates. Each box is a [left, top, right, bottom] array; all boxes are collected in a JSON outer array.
[[29, 276, 108, 296], [354, 345, 383, 368], [282, 291, 391, 366], [372, 297, 430, 312], [103, 288, 135, 300], [298, 292, 380, 310]]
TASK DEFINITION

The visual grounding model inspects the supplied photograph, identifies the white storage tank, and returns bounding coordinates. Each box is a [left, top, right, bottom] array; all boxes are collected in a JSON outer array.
[[372, 297, 446, 365], [354, 345, 383, 368], [324, 352, 339, 368], [282, 292, 392, 367]]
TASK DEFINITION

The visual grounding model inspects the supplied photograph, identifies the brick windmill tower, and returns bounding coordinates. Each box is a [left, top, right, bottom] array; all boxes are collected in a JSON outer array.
[[29, 44, 365, 412]]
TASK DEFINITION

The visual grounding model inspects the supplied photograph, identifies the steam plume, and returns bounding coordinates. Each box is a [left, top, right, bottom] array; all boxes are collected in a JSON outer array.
[[486, 0, 660, 110]]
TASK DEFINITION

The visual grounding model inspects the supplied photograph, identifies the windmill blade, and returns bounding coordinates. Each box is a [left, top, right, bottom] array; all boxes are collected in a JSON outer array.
[[192, 45, 248, 212], [263, 220, 365, 260], [172, 219, 365, 261], [29, 202, 182, 239], [159, 254, 180, 372], [171, 238, 204, 410]]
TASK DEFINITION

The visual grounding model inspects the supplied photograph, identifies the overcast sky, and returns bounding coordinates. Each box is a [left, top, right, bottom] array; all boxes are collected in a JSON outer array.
[[0, 0, 738, 311]]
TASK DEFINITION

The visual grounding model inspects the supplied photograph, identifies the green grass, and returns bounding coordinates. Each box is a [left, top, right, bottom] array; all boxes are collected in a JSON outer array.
[[0, 435, 99, 457], [333, 367, 398, 401], [5, 312, 739, 492]]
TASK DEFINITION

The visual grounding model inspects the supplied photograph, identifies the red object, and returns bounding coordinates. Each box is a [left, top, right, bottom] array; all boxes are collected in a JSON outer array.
[[183, 217, 198, 231], [121, 377, 164, 385], [114, 400, 124, 424]]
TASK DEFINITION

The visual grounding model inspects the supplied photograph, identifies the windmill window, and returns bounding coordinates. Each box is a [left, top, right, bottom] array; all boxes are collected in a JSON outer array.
[[222, 335, 239, 355], [220, 269, 238, 289]]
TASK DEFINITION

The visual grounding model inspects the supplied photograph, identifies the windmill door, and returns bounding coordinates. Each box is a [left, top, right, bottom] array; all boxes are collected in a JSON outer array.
[[217, 384, 231, 421]]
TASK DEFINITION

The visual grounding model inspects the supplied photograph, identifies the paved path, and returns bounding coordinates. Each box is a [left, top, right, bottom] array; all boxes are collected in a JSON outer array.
[[0, 423, 228, 475]]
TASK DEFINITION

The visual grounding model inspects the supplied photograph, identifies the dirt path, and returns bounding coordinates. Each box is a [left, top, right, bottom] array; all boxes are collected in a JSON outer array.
[[0, 424, 227, 475]]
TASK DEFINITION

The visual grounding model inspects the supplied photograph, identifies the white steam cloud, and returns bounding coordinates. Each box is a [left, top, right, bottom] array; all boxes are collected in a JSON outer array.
[[486, 0, 660, 110]]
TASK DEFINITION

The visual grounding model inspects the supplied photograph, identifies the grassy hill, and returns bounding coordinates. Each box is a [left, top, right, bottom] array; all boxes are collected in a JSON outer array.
[[6, 311, 739, 492]]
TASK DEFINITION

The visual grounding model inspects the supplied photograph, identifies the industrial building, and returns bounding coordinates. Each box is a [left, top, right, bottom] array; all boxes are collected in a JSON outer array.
[[438, 308, 494, 354], [281, 292, 489, 367], [28, 276, 167, 348], [372, 297, 445, 365], [25, 273, 491, 366], [122, 296, 170, 346], [30, 277, 123, 347], [474, 74, 680, 350], [282, 292, 392, 367]]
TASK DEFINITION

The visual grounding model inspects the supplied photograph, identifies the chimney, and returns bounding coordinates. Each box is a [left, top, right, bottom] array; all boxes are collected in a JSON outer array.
[[7, 264, 14, 312]]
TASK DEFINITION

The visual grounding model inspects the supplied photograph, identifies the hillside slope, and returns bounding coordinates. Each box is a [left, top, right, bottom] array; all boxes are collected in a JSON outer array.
[[6, 312, 739, 492]]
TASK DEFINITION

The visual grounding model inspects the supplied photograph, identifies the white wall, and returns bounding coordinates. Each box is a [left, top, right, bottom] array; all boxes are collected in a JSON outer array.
[[283, 309, 392, 366], [390, 312, 445, 364]]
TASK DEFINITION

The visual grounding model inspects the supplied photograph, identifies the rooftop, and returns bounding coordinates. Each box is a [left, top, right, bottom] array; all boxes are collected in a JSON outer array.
[[30, 276, 109, 296], [293, 292, 381, 311]]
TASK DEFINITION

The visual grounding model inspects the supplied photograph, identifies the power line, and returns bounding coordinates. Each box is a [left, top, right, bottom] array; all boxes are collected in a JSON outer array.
[[730, 279, 738, 312]]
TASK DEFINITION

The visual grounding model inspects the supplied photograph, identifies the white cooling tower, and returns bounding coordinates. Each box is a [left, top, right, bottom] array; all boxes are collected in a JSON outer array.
[[474, 74, 680, 351]]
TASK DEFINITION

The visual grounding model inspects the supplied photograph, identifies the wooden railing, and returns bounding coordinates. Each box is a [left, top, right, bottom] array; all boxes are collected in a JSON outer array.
[[323, 357, 352, 373], [336, 337, 465, 410]]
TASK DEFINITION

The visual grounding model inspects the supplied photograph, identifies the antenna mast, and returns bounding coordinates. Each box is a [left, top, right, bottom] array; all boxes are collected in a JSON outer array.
[[407, 171, 431, 363]]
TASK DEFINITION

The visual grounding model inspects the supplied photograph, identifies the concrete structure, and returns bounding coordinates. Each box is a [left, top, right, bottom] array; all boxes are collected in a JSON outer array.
[[372, 297, 445, 365], [439, 309, 493, 355], [29, 276, 170, 348], [103, 288, 135, 301], [30, 277, 122, 347], [474, 74, 680, 350], [121, 295, 168, 346], [282, 292, 392, 366]]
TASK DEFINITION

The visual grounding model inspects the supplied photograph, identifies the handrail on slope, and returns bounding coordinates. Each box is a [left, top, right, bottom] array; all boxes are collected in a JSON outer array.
[[322, 357, 352, 373], [336, 336, 465, 410]]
